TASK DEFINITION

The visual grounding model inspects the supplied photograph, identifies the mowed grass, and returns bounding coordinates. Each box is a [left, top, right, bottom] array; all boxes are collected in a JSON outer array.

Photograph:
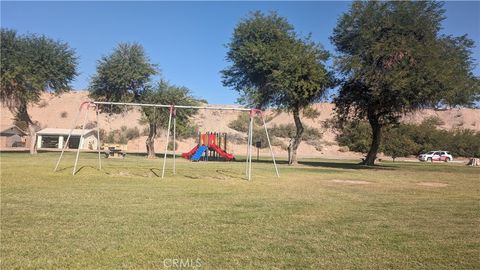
[[1, 152, 479, 269]]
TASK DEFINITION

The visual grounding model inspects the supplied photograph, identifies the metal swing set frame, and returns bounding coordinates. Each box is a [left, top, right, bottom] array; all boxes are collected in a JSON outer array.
[[54, 101, 280, 181]]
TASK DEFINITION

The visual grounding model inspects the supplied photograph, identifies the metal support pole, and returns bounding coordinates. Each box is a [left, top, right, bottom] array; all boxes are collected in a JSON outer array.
[[96, 107, 102, 170], [73, 106, 89, 175], [54, 104, 84, 172], [248, 115, 253, 181], [173, 109, 176, 175], [262, 115, 279, 177], [161, 107, 173, 178], [245, 115, 252, 177]]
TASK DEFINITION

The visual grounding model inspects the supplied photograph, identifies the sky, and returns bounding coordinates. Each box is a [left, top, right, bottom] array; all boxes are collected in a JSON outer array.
[[1, 1, 479, 104]]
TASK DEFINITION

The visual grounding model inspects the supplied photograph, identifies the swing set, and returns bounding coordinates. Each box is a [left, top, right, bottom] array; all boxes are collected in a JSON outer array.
[[53, 101, 280, 181]]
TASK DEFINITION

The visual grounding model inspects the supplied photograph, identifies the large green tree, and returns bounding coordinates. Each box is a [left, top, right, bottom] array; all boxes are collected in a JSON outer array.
[[331, 1, 479, 165], [89, 42, 157, 104], [222, 11, 334, 164], [0, 29, 78, 154], [141, 81, 199, 158]]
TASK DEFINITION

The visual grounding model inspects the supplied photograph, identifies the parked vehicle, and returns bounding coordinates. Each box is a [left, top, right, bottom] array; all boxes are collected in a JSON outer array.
[[418, 151, 453, 162]]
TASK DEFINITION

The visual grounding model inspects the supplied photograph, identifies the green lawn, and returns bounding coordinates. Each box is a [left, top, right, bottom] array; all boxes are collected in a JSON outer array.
[[1, 152, 479, 269]]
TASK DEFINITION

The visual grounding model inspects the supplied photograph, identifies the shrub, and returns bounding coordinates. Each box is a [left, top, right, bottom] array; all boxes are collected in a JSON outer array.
[[168, 141, 178, 150], [268, 124, 322, 141], [251, 130, 270, 149], [306, 140, 323, 151], [302, 106, 320, 119], [177, 123, 199, 140], [227, 133, 247, 144], [303, 127, 322, 141], [268, 124, 296, 138], [13, 119, 29, 132], [84, 122, 97, 129], [60, 111, 68, 118], [271, 139, 288, 150], [38, 100, 48, 108], [228, 113, 251, 133], [336, 121, 372, 153], [228, 113, 268, 133], [336, 118, 480, 158], [98, 128, 107, 141], [125, 127, 140, 140], [382, 127, 418, 161]]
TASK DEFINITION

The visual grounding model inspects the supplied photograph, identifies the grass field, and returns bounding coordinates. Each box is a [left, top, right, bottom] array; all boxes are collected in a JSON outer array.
[[1, 152, 479, 269]]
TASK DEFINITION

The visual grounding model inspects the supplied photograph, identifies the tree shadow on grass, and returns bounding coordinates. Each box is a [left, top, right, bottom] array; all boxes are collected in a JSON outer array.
[[232, 158, 290, 165], [298, 161, 395, 171], [232, 157, 393, 170]]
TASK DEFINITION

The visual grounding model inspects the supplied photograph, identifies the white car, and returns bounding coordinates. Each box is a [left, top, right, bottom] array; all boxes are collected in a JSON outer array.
[[418, 151, 453, 162]]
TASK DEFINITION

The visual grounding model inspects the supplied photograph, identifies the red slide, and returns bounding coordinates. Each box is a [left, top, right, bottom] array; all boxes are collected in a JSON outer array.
[[209, 143, 234, 160], [182, 145, 199, 159]]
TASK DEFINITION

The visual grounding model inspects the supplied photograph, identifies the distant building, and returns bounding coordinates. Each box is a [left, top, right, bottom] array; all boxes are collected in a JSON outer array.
[[0, 125, 28, 148], [36, 128, 98, 150]]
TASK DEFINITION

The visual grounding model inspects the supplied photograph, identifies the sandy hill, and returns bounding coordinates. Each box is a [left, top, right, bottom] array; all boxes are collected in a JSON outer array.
[[1, 91, 479, 159]]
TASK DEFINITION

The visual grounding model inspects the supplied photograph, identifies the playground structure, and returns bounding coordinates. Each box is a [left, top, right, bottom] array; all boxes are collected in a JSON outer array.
[[53, 101, 279, 181], [182, 132, 234, 161]]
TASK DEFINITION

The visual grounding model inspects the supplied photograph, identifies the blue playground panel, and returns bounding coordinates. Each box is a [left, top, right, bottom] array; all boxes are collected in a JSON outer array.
[[191, 145, 208, 161]]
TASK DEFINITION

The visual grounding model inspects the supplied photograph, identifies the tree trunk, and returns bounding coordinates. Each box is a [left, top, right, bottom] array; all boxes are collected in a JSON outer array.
[[288, 108, 304, 165], [146, 122, 156, 159], [17, 104, 37, 155], [28, 123, 37, 154], [364, 116, 381, 166]]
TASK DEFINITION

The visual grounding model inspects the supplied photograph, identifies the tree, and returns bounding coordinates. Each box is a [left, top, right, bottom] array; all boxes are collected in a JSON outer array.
[[0, 29, 78, 154], [331, 1, 479, 165], [222, 11, 334, 164], [140, 81, 199, 158], [89, 43, 157, 105]]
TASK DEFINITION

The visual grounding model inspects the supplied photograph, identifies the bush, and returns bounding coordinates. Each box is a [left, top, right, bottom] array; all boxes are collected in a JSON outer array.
[[38, 100, 48, 108], [303, 127, 322, 141], [268, 123, 322, 141], [251, 130, 270, 149], [125, 127, 140, 140], [228, 114, 321, 150], [84, 122, 97, 129], [228, 113, 251, 133], [382, 127, 418, 161], [228, 113, 268, 133], [227, 133, 247, 144], [176, 123, 199, 140], [271, 139, 288, 151], [60, 111, 68, 118], [302, 106, 320, 119], [168, 141, 178, 150], [268, 124, 296, 138], [98, 128, 107, 141], [305, 139, 323, 151], [336, 118, 480, 158], [336, 121, 372, 153]]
